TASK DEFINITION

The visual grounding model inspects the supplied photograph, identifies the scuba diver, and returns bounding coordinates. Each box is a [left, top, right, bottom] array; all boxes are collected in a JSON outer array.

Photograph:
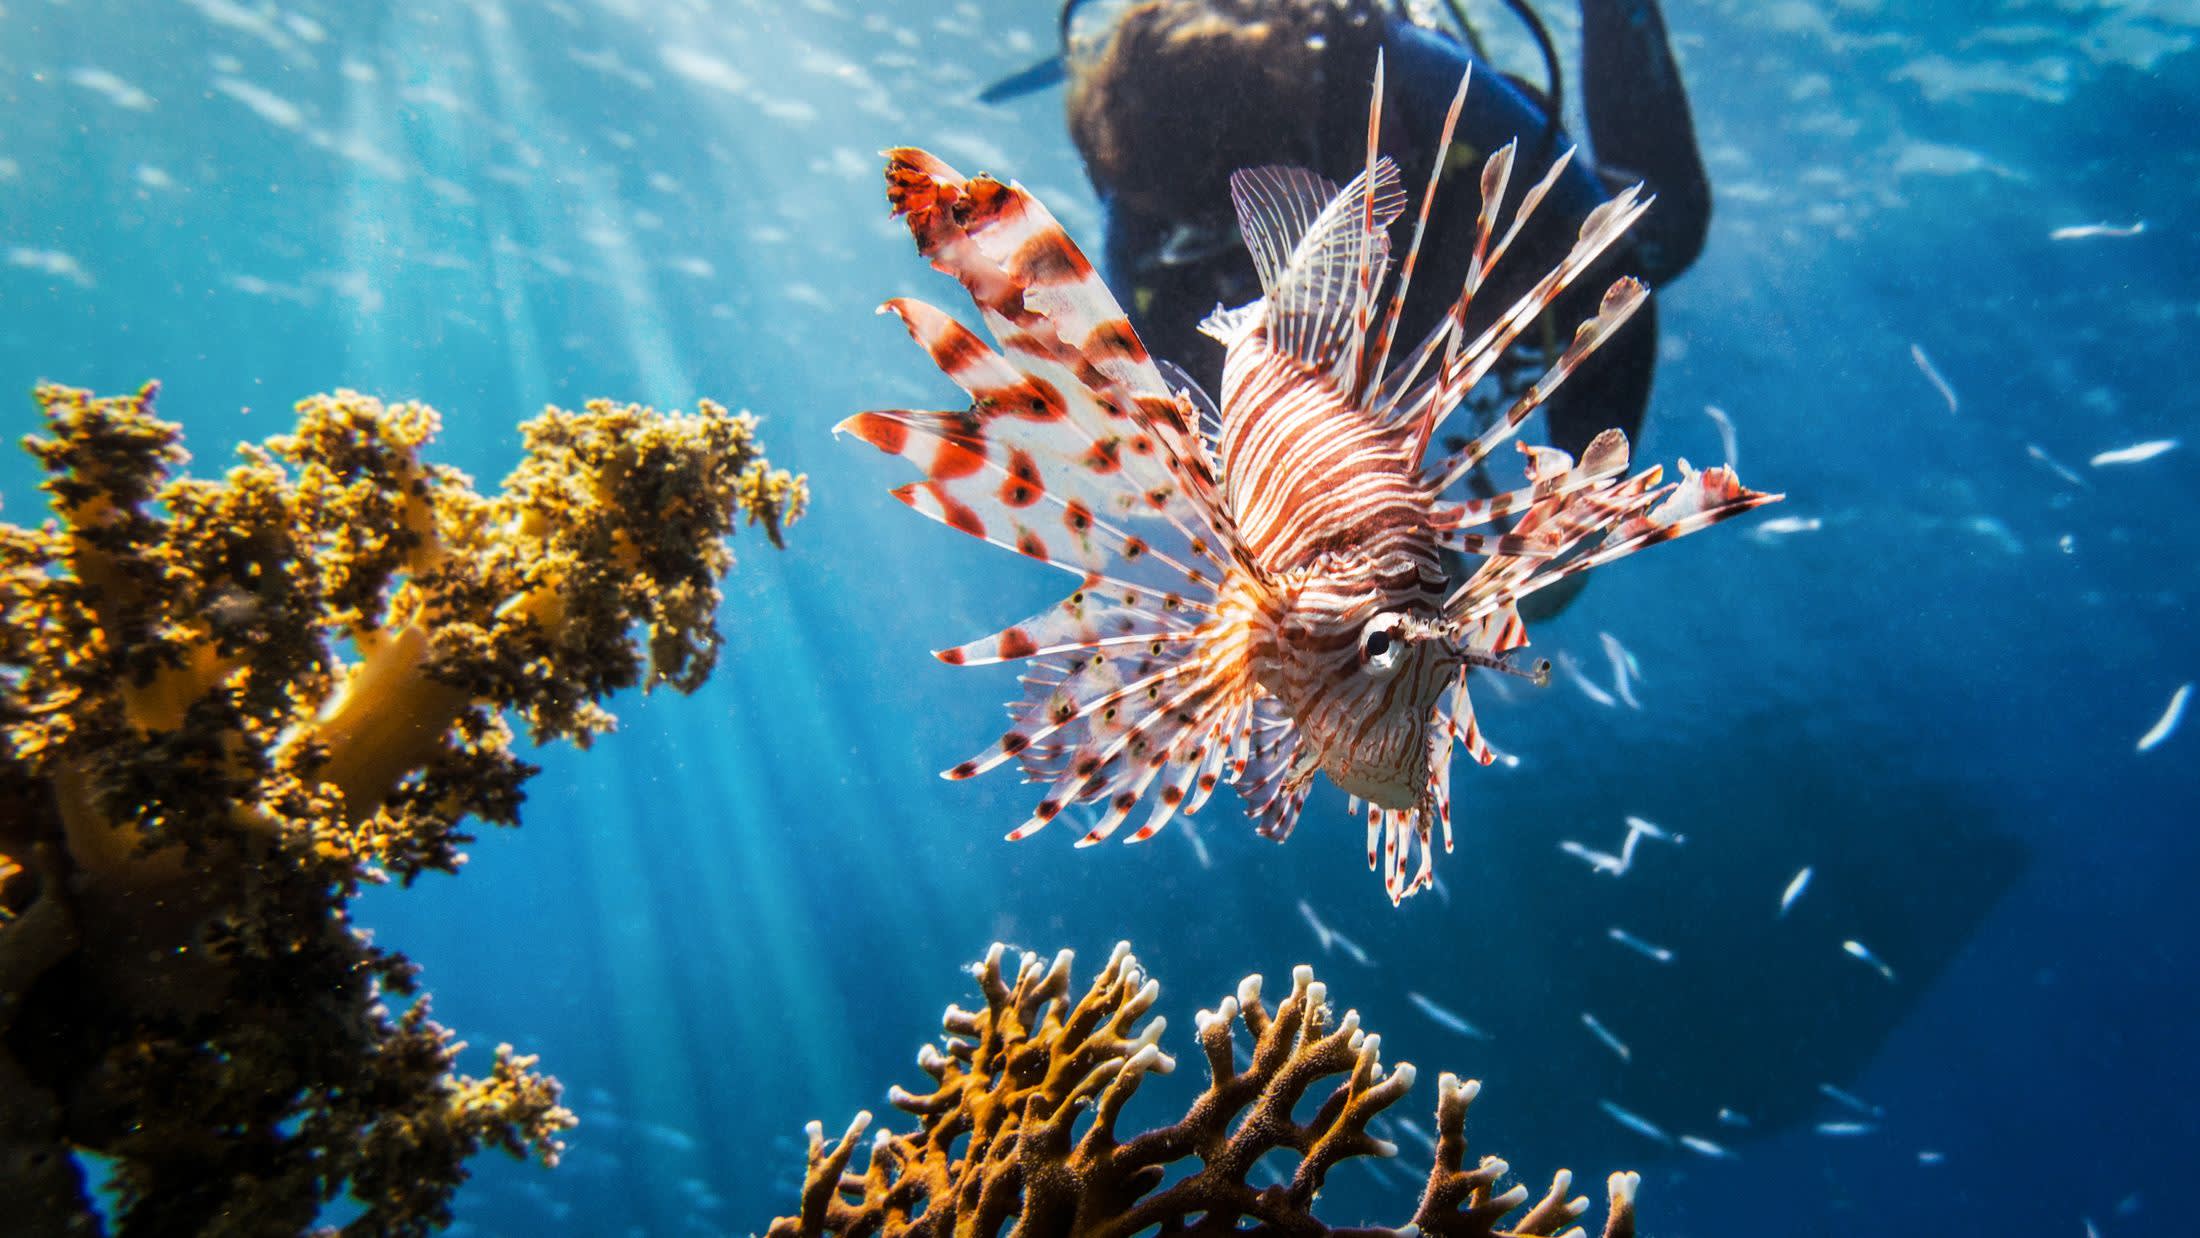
[[982, 0, 1711, 616]]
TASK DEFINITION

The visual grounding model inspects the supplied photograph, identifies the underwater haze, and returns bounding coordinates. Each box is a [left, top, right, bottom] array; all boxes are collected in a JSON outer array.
[[3, 0, 2196, 1235]]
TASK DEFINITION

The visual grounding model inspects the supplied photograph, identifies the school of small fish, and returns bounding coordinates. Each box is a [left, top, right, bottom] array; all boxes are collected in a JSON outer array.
[[1533, 803, 1963, 1167]]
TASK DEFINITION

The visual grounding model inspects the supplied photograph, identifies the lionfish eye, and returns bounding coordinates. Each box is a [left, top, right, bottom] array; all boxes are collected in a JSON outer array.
[[1360, 612, 1408, 677]]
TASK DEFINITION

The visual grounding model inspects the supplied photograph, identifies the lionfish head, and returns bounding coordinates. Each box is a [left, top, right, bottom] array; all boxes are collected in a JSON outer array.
[[1264, 566, 1457, 812]]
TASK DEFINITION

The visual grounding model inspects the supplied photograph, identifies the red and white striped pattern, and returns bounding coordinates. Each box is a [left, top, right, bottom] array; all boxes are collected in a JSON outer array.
[[847, 62, 1779, 903]]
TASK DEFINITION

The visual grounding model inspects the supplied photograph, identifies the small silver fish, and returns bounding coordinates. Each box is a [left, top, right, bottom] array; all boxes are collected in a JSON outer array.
[[1599, 1100, 1672, 1145], [1703, 404, 1738, 468], [2049, 220, 2144, 240], [1599, 631, 1643, 709], [1408, 990, 1489, 1039], [1298, 898, 1374, 967], [1564, 816, 1681, 877], [1180, 813, 1214, 870], [1679, 1134, 1734, 1159], [1610, 926, 1674, 964], [1357, 1153, 1404, 1187], [1779, 866, 1812, 917], [1917, 1149, 1945, 1165], [1557, 648, 1618, 708], [1746, 514, 1822, 542], [1561, 839, 1629, 876], [2089, 438, 2178, 467], [1843, 939, 1897, 983], [1582, 1011, 1631, 1062], [1624, 814, 1681, 845], [1391, 1115, 1438, 1155], [1717, 1107, 1751, 1128], [2136, 683, 2190, 753], [2025, 443, 2091, 489], [1815, 1120, 1876, 1137], [1297, 898, 1334, 954], [1818, 1082, 1885, 1118], [1910, 342, 1959, 414]]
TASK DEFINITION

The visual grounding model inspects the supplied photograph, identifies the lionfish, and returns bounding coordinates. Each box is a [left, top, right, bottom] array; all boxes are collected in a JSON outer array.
[[842, 66, 1779, 902]]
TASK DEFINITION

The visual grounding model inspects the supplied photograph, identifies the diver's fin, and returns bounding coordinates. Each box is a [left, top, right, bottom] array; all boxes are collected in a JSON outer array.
[[977, 54, 1066, 104], [1581, 0, 1709, 279]]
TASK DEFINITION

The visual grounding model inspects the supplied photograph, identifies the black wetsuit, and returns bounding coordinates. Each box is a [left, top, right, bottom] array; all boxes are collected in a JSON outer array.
[[1092, 0, 1709, 476]]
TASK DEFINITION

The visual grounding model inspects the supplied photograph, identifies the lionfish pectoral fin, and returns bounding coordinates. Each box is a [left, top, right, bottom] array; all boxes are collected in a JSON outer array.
[[932, 567, 1213, 669]]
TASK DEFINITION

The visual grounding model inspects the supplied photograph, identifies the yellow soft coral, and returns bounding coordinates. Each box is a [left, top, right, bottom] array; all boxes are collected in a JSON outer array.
[[0, 381, 804, 1236], [773, 943, 1639, 1238]]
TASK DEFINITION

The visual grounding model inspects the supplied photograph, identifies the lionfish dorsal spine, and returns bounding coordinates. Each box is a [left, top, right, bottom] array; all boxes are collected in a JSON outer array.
[[1365, 64, 1475, 404]]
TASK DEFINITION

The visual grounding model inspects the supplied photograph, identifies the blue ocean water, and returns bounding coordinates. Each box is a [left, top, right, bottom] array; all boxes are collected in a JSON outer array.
[[2, 1, 2195, 1235]]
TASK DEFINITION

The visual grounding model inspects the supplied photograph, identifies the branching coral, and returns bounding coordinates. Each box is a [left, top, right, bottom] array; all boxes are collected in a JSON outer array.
[[0, 382, 805, 1236], [772, 942, 1638, 1238]]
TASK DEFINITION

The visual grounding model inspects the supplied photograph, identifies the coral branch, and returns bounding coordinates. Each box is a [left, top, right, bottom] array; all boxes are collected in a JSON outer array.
[[0, 382, 804, 1235], [769, 944, 1636, 1238]]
